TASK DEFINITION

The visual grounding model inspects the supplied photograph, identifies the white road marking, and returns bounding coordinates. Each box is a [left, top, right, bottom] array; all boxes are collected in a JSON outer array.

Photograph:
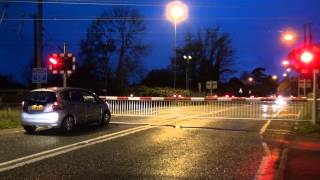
[[255, 119, 272, 180], [260, 120, 271, 135], [262, 142, 271, 155], [254, 156, 268, 180], [0, 117, 185, 173]]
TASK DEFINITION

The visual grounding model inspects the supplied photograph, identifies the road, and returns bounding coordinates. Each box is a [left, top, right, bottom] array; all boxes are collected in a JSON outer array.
[[0, 108, 297, 179]]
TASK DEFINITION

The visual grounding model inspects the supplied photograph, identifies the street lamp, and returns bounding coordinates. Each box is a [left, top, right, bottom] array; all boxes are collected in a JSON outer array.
[[282, 60, 290, 66], [280, 30, 297, 45], [183, 55, 192, 90], [272, 75, 278, 80], [248, 77, 253, 82], [286, 68, 292, 72], [166, 1, 188, 89]]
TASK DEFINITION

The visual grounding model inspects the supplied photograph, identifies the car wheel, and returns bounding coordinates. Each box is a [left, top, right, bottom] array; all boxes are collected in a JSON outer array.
[[23, 125, 36, 134], [100, 110, 111, 126], [61, 116, 75, 132]]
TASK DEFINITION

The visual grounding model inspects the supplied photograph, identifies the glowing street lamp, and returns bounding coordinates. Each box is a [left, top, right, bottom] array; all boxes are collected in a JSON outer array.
[[281, 30, 297, 45], [286, 68, 292, 72], [283, 73, 288, 77], [166, 1, 188, 88], [183, 55, 192, 90], [272, 75, 278, 80], [282, 60, 290, 66], [248, 77, 253, 82]]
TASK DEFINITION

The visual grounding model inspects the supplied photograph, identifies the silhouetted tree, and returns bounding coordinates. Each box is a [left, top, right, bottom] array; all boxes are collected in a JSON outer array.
[[79, 7, 149, 95], [173, 26, 235, 89], [142, 69, 172, 87]]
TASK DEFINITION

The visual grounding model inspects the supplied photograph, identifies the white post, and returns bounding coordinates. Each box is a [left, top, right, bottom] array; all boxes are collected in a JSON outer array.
[[312, 69, 318, 124], [63, 43, 68, 87]]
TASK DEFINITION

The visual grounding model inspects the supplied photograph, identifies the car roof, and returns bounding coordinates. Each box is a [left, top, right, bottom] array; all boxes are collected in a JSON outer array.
[[31, 87, 93, 94]]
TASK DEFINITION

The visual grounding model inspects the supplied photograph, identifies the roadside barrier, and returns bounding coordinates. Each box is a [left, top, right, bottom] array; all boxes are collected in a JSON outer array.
[[100, 96, 313, 121]]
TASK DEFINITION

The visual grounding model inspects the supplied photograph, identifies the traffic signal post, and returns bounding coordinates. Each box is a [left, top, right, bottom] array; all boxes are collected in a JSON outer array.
[[287, 24, 319, 124], [63, 43, 68, 87], [48, 43, 76, 87]]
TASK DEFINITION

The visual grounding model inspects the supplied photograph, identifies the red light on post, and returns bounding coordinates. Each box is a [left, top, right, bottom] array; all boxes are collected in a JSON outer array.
[[49, 57, 58, 65], [300, 51, 314, 64]]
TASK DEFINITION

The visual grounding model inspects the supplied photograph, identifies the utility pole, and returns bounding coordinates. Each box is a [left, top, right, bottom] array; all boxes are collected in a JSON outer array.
[[36, 0, 43, 88], [304, 23, 317, 124], [63, 43, 68, 87]]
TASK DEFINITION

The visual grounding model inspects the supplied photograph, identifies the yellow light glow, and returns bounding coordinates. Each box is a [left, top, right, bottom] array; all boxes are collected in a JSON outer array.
[[280, 30, 297, 45], [282, 60, 289, 66], [272, 75, 278, 80], [166, 1, 188, 23], [283, 34, 294, 41]]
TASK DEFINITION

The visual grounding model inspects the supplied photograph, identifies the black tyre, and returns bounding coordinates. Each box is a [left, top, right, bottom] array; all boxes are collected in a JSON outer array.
[[100, 110, 111, 126], [61, 116, 75, 132], [23, 125, 36, 134]]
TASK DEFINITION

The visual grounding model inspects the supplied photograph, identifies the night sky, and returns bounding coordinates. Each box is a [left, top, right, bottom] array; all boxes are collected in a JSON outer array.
[[0, 0, 319, 83]]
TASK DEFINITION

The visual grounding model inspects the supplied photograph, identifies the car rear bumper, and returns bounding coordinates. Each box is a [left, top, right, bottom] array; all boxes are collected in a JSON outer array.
[[21, 112, 62, 128]]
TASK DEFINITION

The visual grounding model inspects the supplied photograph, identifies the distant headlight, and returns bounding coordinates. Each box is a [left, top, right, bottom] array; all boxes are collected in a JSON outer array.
[[275, 97, 287, 106]]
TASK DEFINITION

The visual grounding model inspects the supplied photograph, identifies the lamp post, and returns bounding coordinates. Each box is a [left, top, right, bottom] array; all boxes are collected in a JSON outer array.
[[183, 55, 192, 90], [248, 77, 253, 95], [166, 1, 188, 89]]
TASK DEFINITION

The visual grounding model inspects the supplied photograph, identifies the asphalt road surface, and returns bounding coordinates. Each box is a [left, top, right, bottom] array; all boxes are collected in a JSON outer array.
[[0, 108, 298, 179]]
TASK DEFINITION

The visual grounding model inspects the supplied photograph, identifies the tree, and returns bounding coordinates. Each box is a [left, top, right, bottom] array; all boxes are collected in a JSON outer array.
[[240, 68, 278, 96], [173, 26, 234, 89], [79, 7, 149, 95], [142, 69, 173, 87]]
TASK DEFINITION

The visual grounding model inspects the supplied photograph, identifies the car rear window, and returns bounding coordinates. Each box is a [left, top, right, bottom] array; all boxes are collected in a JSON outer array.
[[24, 91, 57, 105]]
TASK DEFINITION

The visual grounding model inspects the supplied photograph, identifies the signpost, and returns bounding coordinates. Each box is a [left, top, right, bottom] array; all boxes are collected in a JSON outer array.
[[206, 81, 218, 95], [32, 68, 47, 84], [298, 78, 311, 97]]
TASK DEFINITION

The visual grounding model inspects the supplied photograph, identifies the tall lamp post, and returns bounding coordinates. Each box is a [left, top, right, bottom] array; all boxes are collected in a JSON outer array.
[[183, 55, 192, 90], [166, 1, 188, 89]]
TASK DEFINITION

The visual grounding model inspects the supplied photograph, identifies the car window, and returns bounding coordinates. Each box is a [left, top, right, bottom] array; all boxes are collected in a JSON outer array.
[[61, 90, 71, 101], [70, 90, 84, 102], [24, 91, 57, 105], [81, 91, 97, 103]]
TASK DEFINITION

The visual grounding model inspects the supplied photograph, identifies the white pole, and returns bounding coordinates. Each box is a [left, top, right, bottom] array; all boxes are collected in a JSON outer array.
[[312, 69, 318, 124]]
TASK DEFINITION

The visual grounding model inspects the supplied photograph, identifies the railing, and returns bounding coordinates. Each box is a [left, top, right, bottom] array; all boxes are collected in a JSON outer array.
[[101, 96, 313, 121]]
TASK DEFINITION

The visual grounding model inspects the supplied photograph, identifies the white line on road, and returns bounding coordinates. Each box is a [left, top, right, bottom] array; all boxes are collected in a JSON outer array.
[[0, 117, 186, 173], [260, 120, 271, 135], [0, 125, 150, 173]]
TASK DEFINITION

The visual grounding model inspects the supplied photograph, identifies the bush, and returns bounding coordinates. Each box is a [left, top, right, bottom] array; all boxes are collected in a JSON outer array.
[[0, 108, 21, 129], [130, 86, 191, 97]]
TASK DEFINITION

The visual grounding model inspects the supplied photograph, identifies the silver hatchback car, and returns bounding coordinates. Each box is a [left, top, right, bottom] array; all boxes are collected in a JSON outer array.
[[21, 87, 111, 134]]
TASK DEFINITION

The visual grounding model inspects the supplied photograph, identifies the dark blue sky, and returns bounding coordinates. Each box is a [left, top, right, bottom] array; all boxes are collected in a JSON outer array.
[[0, 0, 319, 82]]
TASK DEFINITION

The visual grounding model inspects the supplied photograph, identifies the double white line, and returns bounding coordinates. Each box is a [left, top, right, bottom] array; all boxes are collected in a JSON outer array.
[[0, 118, 177, 173]]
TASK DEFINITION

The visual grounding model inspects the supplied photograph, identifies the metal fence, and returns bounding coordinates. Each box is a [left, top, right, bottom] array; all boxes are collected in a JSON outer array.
[[102, 97, 313, 121]]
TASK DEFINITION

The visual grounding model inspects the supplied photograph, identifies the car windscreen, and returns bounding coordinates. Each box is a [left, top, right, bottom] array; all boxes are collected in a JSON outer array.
[[24, 91, 57, 105]]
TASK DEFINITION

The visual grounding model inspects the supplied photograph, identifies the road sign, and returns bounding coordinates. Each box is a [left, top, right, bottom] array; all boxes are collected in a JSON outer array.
[[206, 81, 217, 90], [32, 68, 47, 84], [298, 79, 311, 88]]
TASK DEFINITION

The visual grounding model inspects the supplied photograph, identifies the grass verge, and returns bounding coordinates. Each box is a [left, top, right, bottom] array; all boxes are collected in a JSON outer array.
[[0, 108, 21, 129], [294, 122, 320, 137]]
